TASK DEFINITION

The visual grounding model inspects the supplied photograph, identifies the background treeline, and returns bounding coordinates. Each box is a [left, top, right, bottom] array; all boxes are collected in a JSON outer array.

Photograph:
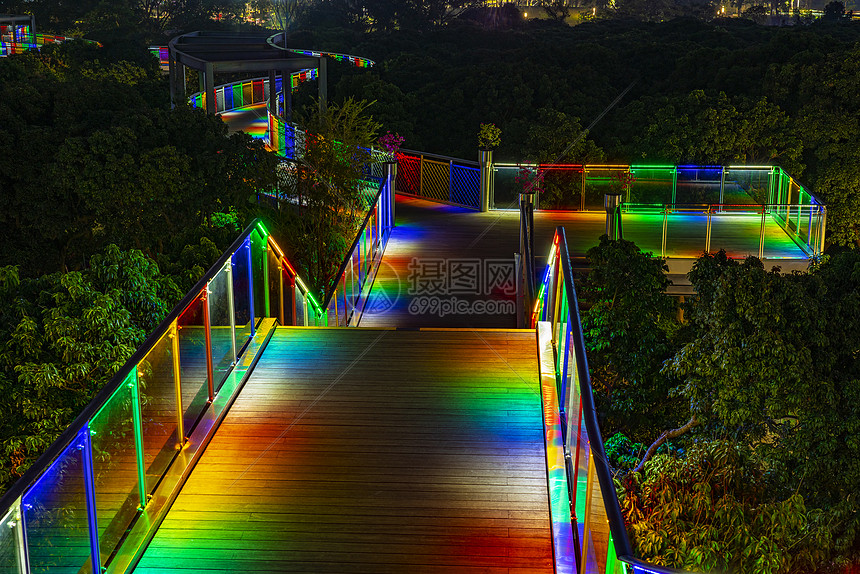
[[582, 239, 860, 573], [0, 41, 280, 489], [307, 17, 860, 246]]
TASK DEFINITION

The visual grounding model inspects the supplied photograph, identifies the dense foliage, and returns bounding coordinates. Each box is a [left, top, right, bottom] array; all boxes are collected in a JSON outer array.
[[583, 239, 860, 571], [0, 42, 278, 491], [0, 248, 181, 488], [306, 17, 860, 245]]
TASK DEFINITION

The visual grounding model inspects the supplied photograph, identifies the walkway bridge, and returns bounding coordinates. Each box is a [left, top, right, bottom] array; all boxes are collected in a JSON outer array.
[[0, 35, 827, 574]]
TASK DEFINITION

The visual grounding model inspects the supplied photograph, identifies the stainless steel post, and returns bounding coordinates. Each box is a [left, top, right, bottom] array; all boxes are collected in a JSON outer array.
[[479, 149, 493, 212], [604, 193, 622, 240]]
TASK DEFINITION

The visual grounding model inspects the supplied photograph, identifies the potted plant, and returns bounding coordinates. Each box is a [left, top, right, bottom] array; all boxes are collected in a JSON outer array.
[[478, 123, 501, 151]]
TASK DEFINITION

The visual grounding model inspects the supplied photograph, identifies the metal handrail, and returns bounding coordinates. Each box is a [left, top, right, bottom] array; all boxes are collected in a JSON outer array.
[[399, 147, 479, 166], [538, 226, 692, 573], [321, 187, 384, 313], [558, 226, 635, 561]]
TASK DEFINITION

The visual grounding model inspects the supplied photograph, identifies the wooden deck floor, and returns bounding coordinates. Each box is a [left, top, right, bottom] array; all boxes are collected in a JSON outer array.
[[361, 195, 808, 329], [135, 327, 554, 573]]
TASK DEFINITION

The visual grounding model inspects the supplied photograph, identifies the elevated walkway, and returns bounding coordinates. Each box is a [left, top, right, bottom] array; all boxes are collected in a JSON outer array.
[[135, 327, 554, 573], [0, 54, 825, 574]]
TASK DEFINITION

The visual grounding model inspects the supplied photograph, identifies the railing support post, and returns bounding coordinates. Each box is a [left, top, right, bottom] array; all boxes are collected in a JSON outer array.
[[719, 166, 726, 207], [819, 207, 827, 255], [759, 207, 767, 259], [518, 192, 536, 328], [449, 160, 454, 204], [384, 161, 397, 232], [203, 62, 215, 114], [671, 167, 678, 205], [661, 209, 669, 259], [604, 194, 622, 241], [705, 208, 713, 254], [479, 149, 493, 212]]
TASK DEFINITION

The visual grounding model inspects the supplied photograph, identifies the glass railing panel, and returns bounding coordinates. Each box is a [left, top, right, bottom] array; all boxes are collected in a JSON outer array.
[[491, 165, 522, 209], [296, 284, 308, 326], [250, 229, 267, 322], [215, 87, 225, 113], [786, 179, 804, 234], [724, 167, 772, 205], [675, 166, 722, 204], [177, 292, 209, 436], [90, 382, 140, 565], [242, 82, 253, 106], [232, 242, 253, 350], [137, 331, 180, 493], [0, 506, 24, 573], [585, 167, 626, 210], [349, 248, 360, 312], [665, 208, 708, 259], [266, 249, 282, 323], [797, 205, 815, 249], [208, 264, 235, 392], [536, 165, 582, 211], [619, 207, 667, 258], [628, 166, 673, 205], [22, 428, 93, 573], [709, 207, 766, 259], [579, 452, 606, 573], [573, 410, 591, 532]]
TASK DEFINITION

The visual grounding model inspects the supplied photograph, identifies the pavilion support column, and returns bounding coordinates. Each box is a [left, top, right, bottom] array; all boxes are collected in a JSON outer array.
[[284, 72, 293, 122], [179, 64, 186, 102], [204, 62, 216, 114], [268, 70, 277, 114], [168, 48, 178, 109], [318, 56, 327, 116], [268, 69, 277, 145]]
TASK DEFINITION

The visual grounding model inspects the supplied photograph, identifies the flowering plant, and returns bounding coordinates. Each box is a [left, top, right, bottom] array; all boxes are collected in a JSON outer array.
[[515, 165, 543, 195], [378, 131, 405, 156]]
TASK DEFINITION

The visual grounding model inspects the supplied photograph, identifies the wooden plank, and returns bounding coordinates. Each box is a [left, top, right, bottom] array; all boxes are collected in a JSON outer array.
[[136, 328, 554, 573]]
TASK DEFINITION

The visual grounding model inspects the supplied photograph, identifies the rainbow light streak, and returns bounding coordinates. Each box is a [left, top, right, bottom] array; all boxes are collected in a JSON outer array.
[[288, 48, 375, 67], [0, 34, 101, 57], [537, 322, 577, 574]]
